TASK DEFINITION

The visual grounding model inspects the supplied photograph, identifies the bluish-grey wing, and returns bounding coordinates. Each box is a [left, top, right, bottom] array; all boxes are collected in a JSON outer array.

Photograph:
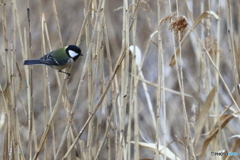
[[39, 52, 68, 65]]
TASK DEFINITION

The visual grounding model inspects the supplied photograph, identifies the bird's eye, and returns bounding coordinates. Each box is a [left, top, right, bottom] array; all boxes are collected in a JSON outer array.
[[68, 50, 78, 57]]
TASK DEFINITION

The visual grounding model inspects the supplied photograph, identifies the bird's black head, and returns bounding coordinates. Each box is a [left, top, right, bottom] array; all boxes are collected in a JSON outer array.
[[66, 45, 82, 61]]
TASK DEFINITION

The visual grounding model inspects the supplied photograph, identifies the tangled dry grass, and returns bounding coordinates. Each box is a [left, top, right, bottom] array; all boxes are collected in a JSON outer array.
[[0, 0, 240, 160]]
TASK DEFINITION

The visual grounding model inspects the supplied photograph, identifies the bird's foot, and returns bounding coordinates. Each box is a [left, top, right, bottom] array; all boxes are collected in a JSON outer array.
[[59, 70, 71, 78]]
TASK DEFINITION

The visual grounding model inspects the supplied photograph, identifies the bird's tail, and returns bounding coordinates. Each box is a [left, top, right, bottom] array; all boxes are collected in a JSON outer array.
[[23, 59, 41, 65]]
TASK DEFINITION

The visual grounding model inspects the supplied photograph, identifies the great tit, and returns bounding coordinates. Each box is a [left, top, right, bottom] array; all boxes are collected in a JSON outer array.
[[24, 45, 82, 76]]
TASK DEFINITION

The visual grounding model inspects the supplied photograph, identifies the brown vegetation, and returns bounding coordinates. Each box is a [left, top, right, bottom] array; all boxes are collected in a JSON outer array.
[[0, 0, 239, 160]]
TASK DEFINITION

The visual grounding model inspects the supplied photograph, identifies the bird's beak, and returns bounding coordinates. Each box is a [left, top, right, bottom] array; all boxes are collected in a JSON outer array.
[[80, 53, 83, 56]]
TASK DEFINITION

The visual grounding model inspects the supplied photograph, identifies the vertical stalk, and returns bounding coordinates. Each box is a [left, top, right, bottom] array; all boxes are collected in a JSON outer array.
[[26, 1, 33, 158]]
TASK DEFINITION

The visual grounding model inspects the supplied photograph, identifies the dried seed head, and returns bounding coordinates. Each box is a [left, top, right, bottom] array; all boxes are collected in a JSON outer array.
[[204, 36, 220, 57], [168, 15, 188, 41]]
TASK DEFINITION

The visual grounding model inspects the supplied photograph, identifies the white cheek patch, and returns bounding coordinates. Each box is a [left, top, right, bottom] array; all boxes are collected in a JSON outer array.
[[69, 50, 78, 58]]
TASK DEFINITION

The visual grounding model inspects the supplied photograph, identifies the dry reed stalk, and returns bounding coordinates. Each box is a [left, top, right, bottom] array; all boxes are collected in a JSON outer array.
[[214, 4, 222, 153], [116, 1, 129, 159], [155, 0, 163, 159], [130, 1, 140, 160], [51, 0, 62, 86], [11, 1, 19, 159], [86, 44, 93, 160], [93, 46, 105, 160], [25, 1, 35, 158], [102, 14, 115, 160], [177, 1, 195, 159], [52, 0, 62, 48], [38, 6, 49, 160], [1, 2, 9, 160], [98, 20, 109, 159]]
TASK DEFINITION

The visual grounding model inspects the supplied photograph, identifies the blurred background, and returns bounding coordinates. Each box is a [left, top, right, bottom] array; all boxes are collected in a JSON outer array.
[[0, 0, 239, 159]]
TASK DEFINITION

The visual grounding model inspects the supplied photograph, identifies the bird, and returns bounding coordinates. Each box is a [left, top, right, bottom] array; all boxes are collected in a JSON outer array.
[[23, 45, 82, 76]]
